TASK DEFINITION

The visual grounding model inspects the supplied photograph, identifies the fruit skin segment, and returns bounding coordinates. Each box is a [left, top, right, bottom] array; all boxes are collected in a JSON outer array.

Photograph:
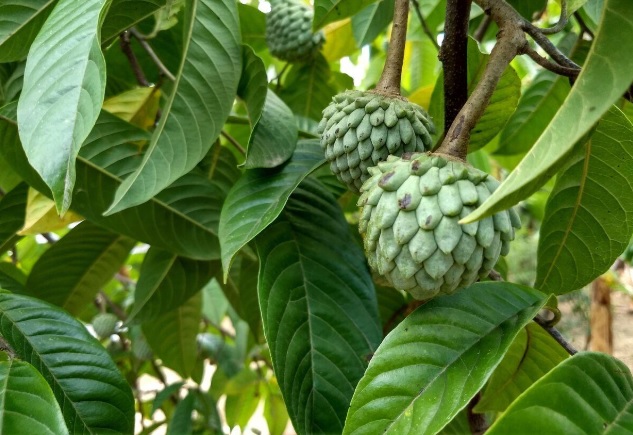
[[318, 90, 436, 193], [358, 153, 520, 300], [265, 0, 325, 63]]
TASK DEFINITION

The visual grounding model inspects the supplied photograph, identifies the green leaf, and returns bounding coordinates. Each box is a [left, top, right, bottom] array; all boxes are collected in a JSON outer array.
[[279, 53, 337, 121], [0, 292, 135, 433], [105, 0, 242, 214], [225, 375, 261, 429], [238, 45, 266, 131], [430, 38, 521, 152], [25, 221, 135, 315], [352, 0, 394, 46], [167, 389, 195, 435], [536, 107, 633, 294], [476, 321, 570, 413], [256, 178, 382, 434], [0, 359, 68, 435], [17, 0, 110, 214], [464, 0, 633, 223], [0, 105, 223, 260], [151, 381, 185, 417], [507, 0, 547, 19], [129, 247, 217, 324], [0, 183, 27, 255], [219, 140, 324, 279], [0, 0, 56, 62], [101, 0, 167, 45], [264, 385, 290, 435], [0, 263, 26, 294], [487, 352, 633, 434], [343, 282, 548, 435], [313, 0, 379, 31], [238, 3, 266, 52], [143, 291, 202, 378]]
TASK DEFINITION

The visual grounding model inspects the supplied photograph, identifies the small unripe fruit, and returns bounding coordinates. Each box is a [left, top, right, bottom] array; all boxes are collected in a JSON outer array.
[[92, 313, 118, 339], [266, 0, 325, 62]]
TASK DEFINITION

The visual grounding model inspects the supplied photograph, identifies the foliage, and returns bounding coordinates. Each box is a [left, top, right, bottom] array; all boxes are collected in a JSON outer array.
[[0, 0, 632, 433]]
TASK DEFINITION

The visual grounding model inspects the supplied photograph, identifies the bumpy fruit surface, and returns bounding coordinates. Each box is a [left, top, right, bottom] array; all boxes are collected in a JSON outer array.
[[266, 0, 325, 62], [318, 90, 435, 193], [92, 313, 118, 339], [358, 153, 520, 300]]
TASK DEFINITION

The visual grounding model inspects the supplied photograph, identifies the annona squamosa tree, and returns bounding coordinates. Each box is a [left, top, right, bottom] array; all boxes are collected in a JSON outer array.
[[0, 0, 633, 434]]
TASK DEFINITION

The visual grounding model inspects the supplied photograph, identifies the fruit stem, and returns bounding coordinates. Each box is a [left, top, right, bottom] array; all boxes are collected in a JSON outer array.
[[374, 0, 409, 97]]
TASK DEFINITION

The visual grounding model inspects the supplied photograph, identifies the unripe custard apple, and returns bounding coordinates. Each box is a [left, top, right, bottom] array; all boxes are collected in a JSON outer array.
[[318, 90, 435, 193], [358, 153, 520, 300], [266, 0, 325, 62]]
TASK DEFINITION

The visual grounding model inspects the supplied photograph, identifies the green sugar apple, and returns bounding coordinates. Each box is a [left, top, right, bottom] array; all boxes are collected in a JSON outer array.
[[358, 153, 520, 300], [92, 313, 118, 339], [318, 90, 435, 193], [266, 0, 325, 62]]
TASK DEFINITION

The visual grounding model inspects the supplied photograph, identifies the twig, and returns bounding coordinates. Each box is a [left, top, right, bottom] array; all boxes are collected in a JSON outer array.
[[522, 45, 580, 77], [220, 130, 246, 156], [522, 24, 580, 68], [99, 291, 127, 321], [534, 314, 578, 355], [10, 246, 17, 265], [374, 0, 410, 96], [274, 63, 290, 92], [488, 269, 503, 281], [439, 0, 472, 133], [467, 392, 489, 434], [574, 11, 594, 39], [410, 0, 440, 50], [120, 31, 150, 87], [129, 28, 176, 82], [473, 14, 493, 42], [539, 0, 568, 35], [40, 233, 56, 244]]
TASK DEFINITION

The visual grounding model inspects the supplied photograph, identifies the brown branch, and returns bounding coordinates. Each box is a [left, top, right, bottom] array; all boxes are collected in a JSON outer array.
[[439, 0, 472, 133], [539, 0, 568, 35], [467, 392, 489, 434], [410, 0, 440, 50], [129, 28, 176, 82], [120, 31, 149, 87], [534, 314, 578, 355], [375, 0, 410, 96], [522, 45, 580, 77], [574, 12, 594, 39], [522, 23, 580, 68], [473, 14, 493, 42]]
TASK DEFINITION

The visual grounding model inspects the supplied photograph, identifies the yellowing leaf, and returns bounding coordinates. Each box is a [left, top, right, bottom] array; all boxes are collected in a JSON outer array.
[[322, 18, 357, 61], [19, 189, 82, 235], [407, 84, 434, 111], [103, 87, 161, 130]]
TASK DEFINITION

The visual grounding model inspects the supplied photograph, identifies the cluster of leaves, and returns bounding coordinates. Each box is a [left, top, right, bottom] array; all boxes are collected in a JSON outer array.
[[0, 0, 632, 433]]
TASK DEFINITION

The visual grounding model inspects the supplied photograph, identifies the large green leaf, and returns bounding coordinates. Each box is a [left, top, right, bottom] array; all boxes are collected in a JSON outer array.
[[0, 292, 135, 433], [476, 321, 570, 413], [101, 0, 167, 45], [0, 0, 56, 62], [238, 3, 266, 52], [129, 247, 217, 323], [430, 38, 520, 152], [313, 0, 379, 31], [507, 0, 547, 19], [105, 0, 242, 214], [535, 107, 633, 294], [487, 352, 633, 433], [0, 263, 26, 294], [464, 0, 633, 223], [17, 0, 110, 214], [219, 140, 324, 278], [343, 282, 547, 435], [256, 178, 382, 434], [0, 104, 223, 260], [0, 359, 68, 435], [279, 53, 337, 121], [143, 291, 202, 378], [0, 183, 27, 255], [25, 221, 135, 315], [352, 0, 394, 47]]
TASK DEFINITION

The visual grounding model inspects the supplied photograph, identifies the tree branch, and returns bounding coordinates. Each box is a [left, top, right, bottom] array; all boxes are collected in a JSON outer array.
[[129, 28, 176, 82], [522, 45, 580, 77], [539, 0, 568, 35], [473, 14, 493, 42], [467, 392, 489, 434], [439, 0, 472, 133], [574, 12, 594, 39], [375, 0, 410, 96], [120, 31, 149, 87], [221, 130, 246, 156], [534, 314, 578, 355], [410, 0, 440, 50]]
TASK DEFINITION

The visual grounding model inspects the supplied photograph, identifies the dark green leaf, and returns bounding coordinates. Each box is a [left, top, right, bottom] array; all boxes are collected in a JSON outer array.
[[220, 140, 324, 278], [0, 292, 135, 433], [0, 0, 56, 62], [0, 359, 68, 435], [256, 178, 382, 434], [476, 322, 570, 413], [143, 291, 202, 378], [0, 263, 26, 294], [238, 3, 266, 52], [0, 183, 27, 255], [506, 0, 547, 19], [106, 0, 242, 214], [167, 389, 195, 435], [25, 221, 135, 315], [464, 0, 633, 223], [313, 0, 379, 31], [352, 0, 394, 46], [0, 105, 223, 260], [487, 352, 633, 434], [536, 107, 633, 294], [343, 282, 547, 435], [129, 247, 217, 323], [17, 0, 110, 214], [101, 0, 167, 46]]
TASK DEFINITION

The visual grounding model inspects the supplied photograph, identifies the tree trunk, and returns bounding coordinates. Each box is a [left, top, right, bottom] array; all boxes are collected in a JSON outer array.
[[588, 276, 613, 353]]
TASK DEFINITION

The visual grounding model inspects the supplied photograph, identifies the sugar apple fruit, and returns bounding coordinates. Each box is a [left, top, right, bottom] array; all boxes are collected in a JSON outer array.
[[266, 0, 325, 62], [92, 313, 118, 339], [318, 90, 435, 193], [358, 153, 520, 300]]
